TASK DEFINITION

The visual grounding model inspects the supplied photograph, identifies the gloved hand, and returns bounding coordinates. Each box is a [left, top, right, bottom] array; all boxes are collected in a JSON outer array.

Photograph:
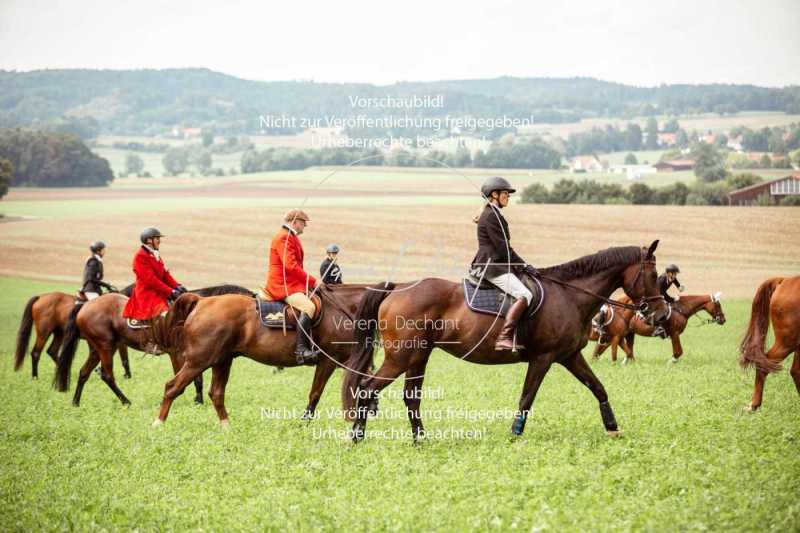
[[524, 265, 540, 278], [176, 285, 188, 294], [169, 288, 182, 301], [108, 285, 118, 293], [678, 285, 686, 292]]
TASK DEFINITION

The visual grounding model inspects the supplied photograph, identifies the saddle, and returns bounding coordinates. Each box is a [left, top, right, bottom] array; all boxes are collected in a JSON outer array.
[[463, 274, 544, 318], [255, 294, 322, 330]]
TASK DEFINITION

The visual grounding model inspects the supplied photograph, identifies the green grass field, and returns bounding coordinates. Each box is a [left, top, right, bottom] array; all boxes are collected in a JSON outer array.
[[1, 277, 798, 531]]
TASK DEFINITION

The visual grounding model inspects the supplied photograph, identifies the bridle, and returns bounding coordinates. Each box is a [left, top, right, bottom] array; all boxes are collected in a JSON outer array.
[[536, 251, 664, 317]]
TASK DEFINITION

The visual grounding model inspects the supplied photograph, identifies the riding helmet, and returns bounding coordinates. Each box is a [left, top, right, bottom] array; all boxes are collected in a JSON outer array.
[[665, 264, 680, 273], [480, 176, 516, 198], [326, 244, 340, 254], [89, 241, 106, 253], [140, 227, 165, 244]]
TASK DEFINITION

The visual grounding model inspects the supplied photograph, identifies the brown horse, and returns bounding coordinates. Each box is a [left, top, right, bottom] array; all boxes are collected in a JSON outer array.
[[739, 276, 800, 411], [53, 285, 252, 407], [591, 293, 726, 364], [146, 284, 371, 428], [341, 242, 669, 442], [15, 290, 132, 380], [587, 304, 632, 363]]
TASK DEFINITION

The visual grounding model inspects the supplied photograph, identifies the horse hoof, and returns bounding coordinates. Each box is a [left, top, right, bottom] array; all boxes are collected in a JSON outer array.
[[606, 429, 624, 437], [743, 404, 759, 413], [122, 400, 131, 407], [219, 419, 231, 431], [124, 374, 131, 380], [194, 398, 203, 406], [669, 357, 679, 364], [151, 419, 163, 429]]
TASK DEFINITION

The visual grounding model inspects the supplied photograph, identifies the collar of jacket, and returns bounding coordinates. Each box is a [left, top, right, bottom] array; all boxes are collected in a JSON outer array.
[[142, 244, 162, 261], [282, 224, 298, 236], [94, 253, 103, 263]]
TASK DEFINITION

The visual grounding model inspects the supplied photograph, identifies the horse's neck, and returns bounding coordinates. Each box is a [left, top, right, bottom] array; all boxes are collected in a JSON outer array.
[[677, 295, 708, 316], [572, 268, 626, 321]]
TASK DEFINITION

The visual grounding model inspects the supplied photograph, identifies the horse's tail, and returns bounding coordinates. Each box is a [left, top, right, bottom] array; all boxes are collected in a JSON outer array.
[[739, 277, 784, 374], [14, 296, 39, 371], [53, 303, 84, 392], [150, 293, 202, 355], [341, 282, 395, 420]]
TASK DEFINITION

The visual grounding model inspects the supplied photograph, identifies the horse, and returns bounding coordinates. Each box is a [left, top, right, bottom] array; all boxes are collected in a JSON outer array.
[[53, 284, 253, 407], [15, 287, 133, 380], [145, 283, 371, 428], [739, 276, 800, 411], [587, 303, 632, 364], [341, 241, 669, 442], [590, 293, 726, 364]]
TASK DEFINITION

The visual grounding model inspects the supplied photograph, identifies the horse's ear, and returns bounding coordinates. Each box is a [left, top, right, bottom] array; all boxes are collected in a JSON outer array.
[[712, 291, 722, 302], [646, 239, 659, 259]]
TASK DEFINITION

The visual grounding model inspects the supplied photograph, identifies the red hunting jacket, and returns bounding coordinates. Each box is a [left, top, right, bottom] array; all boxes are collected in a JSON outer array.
[[264, 225, 317, 300], [123, 246, 179, 320]]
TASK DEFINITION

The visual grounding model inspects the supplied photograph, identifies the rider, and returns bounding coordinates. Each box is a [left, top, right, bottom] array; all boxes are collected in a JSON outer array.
[[320, 244, 343, 285], [82, 241, 115, 300], [657, 264, 685, 304], [122, 227, 186, 322], [470, 176, 536, 352], [653, 264, 685, 338], [264, 209, 320, 365]]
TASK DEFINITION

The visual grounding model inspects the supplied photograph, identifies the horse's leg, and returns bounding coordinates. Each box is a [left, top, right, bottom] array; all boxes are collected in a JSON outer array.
[[747, 341, 794, 411], [351, 356, 408, 443], [154, 361, 207, 426], [593, 341, 609, 360], [610, 336, 619, 364], [96, 346, 131, 406], [73, 350, 100, 407], [619, 336, 634, 364], [208, 356, 234, 428], [560, 351, 621, 435], [511, 353, 555, 436], [30, 331, 48, 380], [302, 356, 336, 420], [669, 333, 683, 364], [791, 350, 800, 396], [403, 355, 431, 442], [119, 344, 132, 379], [626, 332, 636, 361], [46, 329, 63, 364]]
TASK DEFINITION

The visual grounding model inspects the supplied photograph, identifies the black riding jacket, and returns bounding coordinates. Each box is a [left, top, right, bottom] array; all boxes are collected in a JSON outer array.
[[470, 203, 527, 279], [657, 274, 681, 303], [82, 255, 111, 293], [320, 258, 343, 284]]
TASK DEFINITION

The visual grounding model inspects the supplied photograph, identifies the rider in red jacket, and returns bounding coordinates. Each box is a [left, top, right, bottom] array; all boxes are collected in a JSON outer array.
[[123, 227, 186, 321]]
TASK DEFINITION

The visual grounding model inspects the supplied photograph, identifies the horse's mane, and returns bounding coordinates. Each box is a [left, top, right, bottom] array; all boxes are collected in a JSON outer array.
[[191, 284, 256, 297], [540, 246, 642, 281]]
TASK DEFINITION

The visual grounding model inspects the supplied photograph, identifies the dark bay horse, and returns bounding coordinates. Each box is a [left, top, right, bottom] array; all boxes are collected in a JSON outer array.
[[146, 284, 371, 428], [15, 290, 132, 379], [341, 242, 669, 442], [53, 285, 253, 407], [740, 276, 800, 411], [591, 293, 726, 364]]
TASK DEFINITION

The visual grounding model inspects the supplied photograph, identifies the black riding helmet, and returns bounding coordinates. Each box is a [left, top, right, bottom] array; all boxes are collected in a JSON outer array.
[[480, 176, 516, 199], [665, 264, 680, 274], [140, 227, 165, 244], [89, 241, 106, 253]]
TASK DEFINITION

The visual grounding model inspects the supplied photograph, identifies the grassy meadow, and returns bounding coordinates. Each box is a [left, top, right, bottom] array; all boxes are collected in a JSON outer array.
[[0, 276, 798, 531]]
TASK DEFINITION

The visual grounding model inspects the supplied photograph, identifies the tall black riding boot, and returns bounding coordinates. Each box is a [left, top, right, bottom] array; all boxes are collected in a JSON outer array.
[[294, 312, 320, 365], [495, 299, 528, 352]]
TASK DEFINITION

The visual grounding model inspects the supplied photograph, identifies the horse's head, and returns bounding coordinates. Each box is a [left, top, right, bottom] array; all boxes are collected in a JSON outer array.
[[705, 292, 726, 325], [621, 240, 669, 324]]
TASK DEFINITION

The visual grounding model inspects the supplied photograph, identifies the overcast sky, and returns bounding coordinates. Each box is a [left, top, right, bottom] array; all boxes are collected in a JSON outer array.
[[1, 0, 798, 87]]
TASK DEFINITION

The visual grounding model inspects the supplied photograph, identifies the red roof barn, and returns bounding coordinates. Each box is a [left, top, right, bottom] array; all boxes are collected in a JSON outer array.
[[727, 174, 800, 206]]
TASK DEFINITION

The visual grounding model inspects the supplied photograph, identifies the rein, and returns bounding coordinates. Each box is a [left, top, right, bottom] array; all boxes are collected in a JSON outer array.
[[535, 256, 663, 313]]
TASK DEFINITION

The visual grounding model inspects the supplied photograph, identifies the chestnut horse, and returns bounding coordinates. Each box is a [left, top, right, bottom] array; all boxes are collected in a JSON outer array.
[[146, 284, 372, 428], [739, 276, 800, 411], [15, 289, 132, 380], [53, 285, 252, 407], [591, 293, 726, 364], [341, 242, 669, 442]]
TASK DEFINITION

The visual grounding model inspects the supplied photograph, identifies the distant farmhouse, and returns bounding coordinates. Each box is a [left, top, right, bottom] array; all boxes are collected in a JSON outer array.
[[727, 174, 800, 205], [654, 159, 695, 172], [569, 155, 608, 173]]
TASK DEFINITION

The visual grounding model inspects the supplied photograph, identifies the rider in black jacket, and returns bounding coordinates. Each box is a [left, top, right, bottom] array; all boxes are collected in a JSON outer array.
[[82, 241, 114, 299], [470, 176, 537, 352], [320, 244, 343, 284]]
